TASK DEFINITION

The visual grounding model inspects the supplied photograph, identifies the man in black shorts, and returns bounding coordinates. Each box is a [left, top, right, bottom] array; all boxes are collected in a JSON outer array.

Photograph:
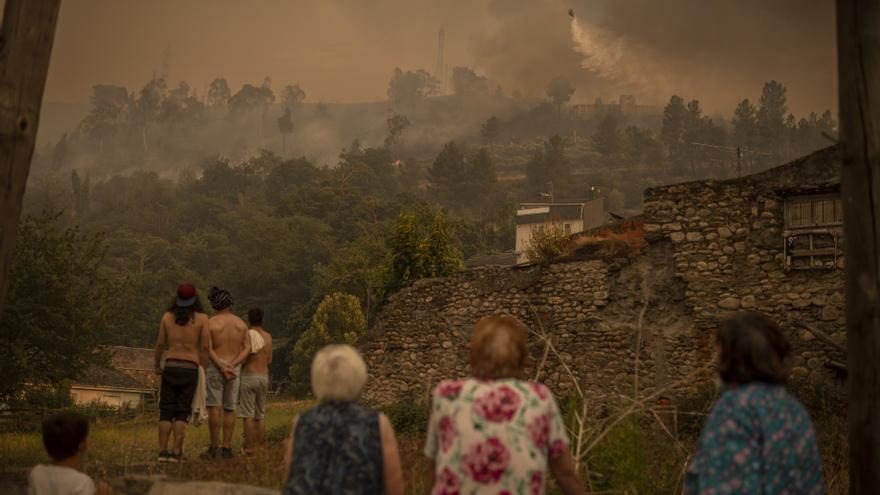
[[154, 283, 209, 462]]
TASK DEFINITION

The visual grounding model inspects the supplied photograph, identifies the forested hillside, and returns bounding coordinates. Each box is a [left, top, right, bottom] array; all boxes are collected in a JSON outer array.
[[4, 68, 838, 398]]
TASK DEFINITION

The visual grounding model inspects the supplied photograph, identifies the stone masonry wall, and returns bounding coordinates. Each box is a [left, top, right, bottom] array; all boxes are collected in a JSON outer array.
[[362, 146, 845, 405], [642, 146, 845, 389], [361, 243, 706, 405]]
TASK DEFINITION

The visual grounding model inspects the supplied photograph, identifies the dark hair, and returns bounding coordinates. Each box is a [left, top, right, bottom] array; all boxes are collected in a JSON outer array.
[[208, 286, 233, 311], [248, 308, 264, 326], [167, 297, 204, 325], [42, 412, 89, 461], [717, 312, 791, 385]]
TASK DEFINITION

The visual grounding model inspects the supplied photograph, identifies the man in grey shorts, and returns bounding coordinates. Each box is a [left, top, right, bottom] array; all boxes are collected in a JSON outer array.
[[202, 287, 250, 459], [239, 308, 273, 455]]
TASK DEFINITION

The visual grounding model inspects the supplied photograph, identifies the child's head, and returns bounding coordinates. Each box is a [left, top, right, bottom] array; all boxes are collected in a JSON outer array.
[[42, 412, 89, 461]]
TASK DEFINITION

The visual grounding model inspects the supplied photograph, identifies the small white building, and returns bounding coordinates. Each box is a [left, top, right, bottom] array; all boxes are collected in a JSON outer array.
[[70, 364, 153, 408], [515, 198, 605, 262]]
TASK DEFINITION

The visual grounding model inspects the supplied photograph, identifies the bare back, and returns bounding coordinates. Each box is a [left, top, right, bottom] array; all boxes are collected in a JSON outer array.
[[207, 311, 249, 364], [243, 328, 273, 374], [161, 311, 207, 364]]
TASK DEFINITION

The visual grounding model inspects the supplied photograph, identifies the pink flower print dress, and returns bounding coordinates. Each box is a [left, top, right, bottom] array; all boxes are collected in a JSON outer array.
[[425, 378, 570, 495]]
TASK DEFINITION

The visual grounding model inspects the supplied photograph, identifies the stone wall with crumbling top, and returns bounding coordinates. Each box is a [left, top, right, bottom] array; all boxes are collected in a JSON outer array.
[[361, 243, 706, 405], [361, 147, 845, 406], [642, 146, 845, 388]]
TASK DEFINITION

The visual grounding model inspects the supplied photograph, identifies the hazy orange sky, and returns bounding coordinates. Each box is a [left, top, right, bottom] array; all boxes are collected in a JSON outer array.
[[42, 0, 837, 116]]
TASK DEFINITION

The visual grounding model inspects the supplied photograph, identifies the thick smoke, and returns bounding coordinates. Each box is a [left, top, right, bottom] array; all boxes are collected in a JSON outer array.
[[471, 0, 836, 114]]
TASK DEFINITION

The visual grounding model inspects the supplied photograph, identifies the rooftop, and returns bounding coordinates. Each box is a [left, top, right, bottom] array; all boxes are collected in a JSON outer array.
[[72, 364, 151, 391], [109, 346, 155, 371]]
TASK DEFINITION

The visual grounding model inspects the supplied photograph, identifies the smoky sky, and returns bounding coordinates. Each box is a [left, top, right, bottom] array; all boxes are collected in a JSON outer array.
[[41, 0, 836, 116]]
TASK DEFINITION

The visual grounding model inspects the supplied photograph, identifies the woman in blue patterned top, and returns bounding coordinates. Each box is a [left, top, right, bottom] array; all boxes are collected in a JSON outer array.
[[281, 345, 404, 495], [685, 312, 825, 494]]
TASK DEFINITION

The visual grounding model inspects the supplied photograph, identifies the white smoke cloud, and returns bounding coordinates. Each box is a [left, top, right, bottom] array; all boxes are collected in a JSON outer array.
[[569, 17, 668, 100]]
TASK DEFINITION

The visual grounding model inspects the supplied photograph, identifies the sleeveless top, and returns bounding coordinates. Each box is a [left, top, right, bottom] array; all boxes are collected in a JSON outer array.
[[283, 401, 383, 495]]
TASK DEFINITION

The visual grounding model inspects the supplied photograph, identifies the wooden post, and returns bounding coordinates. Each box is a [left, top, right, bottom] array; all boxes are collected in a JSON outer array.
[[0, 0, 61, 316], [837, 1, 880, 493]]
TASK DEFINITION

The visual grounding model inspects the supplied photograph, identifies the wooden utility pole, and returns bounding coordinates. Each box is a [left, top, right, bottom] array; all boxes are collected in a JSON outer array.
[[0, 0, 61, 316], [837, 1, 880, 493]]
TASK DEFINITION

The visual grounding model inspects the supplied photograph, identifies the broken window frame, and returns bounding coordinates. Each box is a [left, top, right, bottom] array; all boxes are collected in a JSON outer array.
[[782, 193, 843, 271]]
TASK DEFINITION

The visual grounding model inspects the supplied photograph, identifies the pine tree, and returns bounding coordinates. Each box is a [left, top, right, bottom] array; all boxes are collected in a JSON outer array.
[[661, 95, 688, 172]]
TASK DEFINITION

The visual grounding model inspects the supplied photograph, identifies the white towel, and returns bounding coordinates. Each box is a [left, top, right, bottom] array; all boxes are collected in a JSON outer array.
[[189, 366, 208, 426], [249, 329, 265, 354]]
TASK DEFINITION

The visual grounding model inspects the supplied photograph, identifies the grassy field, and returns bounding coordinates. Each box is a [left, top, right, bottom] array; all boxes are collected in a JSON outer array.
[[0, 400, 435, 494], [0, 401, 305, 489], [0, 397, 846, 494]]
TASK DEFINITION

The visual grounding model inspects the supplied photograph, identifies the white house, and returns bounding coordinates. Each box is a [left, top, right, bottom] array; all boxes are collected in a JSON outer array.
[[515, 198, 605, 262], [70, 364, 153, 408]]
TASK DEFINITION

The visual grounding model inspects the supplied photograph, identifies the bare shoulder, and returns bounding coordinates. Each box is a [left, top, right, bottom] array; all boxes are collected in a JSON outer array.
[[196, 312, 209, 326], [236, 315, 248, 331]]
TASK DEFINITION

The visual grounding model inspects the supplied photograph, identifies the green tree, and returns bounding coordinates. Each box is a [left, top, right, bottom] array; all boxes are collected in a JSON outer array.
[[280, 84, 306, 110], [660, 95, 687, 172], [546, 76, 575, 115], [592, 112, 622, 162], [731, 98, 758, 150], [398, 157, 421, 190], [228, 83, 275, 119], [384, 209, 462, 294], [384, 113, 411, 151], [207, 78, 231, 108], [422, 210, 463, 277], [452, 66, 489, 98], [469, 148, 497, 193], [387, 67, 439, 107], [481, 116, 501, 148], [756, 80, 788, 163], [79, 84, 131, 153], [289, 292, 366, 395], [311, 236, 386, 320], [277, 107, 294, 153], [526, 135, 570, 198], [0, 212, 112, 401], [428, 142, 468, 205], [622, 126, 663, 166], [70, 169, 91, 218]]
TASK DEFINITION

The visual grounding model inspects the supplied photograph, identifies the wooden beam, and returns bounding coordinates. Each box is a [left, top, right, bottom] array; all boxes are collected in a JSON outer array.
[[0, 0, 60, 316], [837, 0, 880, 492]]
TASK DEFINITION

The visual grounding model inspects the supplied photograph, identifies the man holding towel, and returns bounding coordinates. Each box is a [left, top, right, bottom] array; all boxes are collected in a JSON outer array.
[[239, 308, 273, 455], [202, 287, 250, 459]]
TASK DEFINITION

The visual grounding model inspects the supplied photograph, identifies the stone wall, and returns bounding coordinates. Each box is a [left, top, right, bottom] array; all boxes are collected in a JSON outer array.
[[362, 147, 845, 405], [361, 242, 706, 405], [642, 146, 845, 388]]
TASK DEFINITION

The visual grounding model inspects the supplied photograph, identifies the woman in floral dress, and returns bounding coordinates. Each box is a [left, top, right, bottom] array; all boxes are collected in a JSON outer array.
[[685, 312, 825, 494], [424, 315, 585, 495]]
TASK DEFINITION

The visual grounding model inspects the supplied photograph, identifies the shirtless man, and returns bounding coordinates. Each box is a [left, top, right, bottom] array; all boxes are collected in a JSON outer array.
[[154, 283, 208, 463], [239, 308, 273, 455], [202, 287, 250, 459]]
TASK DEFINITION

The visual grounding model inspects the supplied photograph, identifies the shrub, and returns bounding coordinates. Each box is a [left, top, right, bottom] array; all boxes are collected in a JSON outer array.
[[288, 293, 366, 396], [524, 223, 572, 263], [379, 396, 430, 435]]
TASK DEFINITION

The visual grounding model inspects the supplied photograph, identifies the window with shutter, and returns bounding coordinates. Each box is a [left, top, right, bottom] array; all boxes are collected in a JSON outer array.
[[783, 193, 843, 270]]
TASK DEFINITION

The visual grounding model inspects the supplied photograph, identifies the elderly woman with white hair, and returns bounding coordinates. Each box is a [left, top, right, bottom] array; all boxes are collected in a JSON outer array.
[[425, 315, 586, 495], [282, 344, 404, 495]]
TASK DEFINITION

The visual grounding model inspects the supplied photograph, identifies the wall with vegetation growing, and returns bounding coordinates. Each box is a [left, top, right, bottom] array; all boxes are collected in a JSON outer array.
[[362, 146, 845, 406]]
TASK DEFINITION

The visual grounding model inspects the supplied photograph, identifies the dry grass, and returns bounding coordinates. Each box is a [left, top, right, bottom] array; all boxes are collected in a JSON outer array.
[[0, 401, 309, 489]]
